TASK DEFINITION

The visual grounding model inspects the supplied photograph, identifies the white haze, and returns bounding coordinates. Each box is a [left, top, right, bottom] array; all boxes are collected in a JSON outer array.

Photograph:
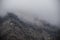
[[0, 0, 59, 26]]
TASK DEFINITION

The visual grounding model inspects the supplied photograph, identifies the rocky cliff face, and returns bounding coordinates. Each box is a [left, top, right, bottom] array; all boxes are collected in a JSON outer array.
[[0, 13, 60, 40]]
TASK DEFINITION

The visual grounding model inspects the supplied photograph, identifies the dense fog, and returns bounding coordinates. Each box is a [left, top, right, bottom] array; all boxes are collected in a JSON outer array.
[[0, 0, 59, 26]]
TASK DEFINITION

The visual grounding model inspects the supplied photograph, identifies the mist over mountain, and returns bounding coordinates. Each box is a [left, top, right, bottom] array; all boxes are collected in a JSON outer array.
[[0, 0, 60, 40], [0, 0, 59, 26], [0, 13, 60, 40]]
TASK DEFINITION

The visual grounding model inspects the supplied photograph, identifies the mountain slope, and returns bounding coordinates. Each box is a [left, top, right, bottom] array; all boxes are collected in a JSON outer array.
[[0, 13, 60, 40]]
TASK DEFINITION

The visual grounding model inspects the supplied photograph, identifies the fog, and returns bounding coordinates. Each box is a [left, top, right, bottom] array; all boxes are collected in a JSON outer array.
[[0, 0, 59, 26]]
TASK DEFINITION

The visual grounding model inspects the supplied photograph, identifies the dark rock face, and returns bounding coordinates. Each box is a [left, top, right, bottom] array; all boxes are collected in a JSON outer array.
[[0, 16, 3, 25], [0, 13, 60, 40]]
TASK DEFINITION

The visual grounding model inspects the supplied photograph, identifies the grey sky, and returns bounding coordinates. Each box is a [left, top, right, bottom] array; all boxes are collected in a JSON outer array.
[[0, 0, 59, 26]]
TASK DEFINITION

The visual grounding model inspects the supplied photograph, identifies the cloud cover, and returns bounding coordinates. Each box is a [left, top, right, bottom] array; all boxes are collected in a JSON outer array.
[[0, 0, 59, 26]]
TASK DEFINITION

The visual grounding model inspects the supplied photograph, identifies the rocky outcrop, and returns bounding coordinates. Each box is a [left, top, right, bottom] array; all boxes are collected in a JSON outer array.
[[0, 13, 60, 40]]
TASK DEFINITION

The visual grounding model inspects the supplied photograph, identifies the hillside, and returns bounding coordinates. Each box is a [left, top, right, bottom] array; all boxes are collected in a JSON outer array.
[[0, 13, 60, 40]]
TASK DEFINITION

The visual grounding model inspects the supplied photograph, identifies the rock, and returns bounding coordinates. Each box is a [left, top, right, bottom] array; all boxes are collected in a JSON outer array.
[[0, 13, 60, 40]]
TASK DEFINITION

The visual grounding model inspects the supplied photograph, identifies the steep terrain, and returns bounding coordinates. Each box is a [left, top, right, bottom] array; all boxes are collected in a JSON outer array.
[[0, 13, 60, 40]]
